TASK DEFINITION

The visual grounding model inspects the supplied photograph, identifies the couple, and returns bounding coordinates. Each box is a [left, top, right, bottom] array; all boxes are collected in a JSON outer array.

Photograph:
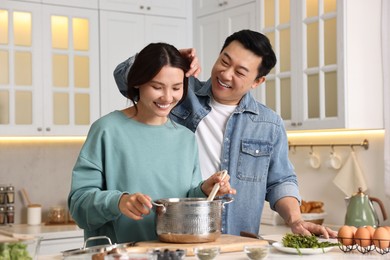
[[68, 30, 337, 245]]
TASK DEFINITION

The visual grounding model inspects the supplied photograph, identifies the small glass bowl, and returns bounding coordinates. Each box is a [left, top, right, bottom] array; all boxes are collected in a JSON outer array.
[[244, 245, 269, 260], [193, 246, 220, 260], [147, 248, 186, 260]]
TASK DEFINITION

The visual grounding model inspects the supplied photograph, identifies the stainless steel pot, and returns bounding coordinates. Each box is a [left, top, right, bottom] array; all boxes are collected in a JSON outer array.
[[152, 197, 233, 243]]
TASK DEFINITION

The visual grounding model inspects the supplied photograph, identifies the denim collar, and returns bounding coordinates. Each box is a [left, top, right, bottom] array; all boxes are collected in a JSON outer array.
[[194, 79, 260, 115]]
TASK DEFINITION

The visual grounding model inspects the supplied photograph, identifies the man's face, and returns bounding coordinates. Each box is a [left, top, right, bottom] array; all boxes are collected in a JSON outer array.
[[211, 41, 264, 105]]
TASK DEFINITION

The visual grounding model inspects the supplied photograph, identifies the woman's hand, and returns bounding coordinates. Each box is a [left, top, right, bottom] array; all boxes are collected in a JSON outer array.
[[201, 171, 236, 197], [118, 192, 152, 220], [179, 48, 201, 78]]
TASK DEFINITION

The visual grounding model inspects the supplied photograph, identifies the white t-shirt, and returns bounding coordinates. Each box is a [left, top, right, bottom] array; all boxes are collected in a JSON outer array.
[[195, 98, 237, 179]]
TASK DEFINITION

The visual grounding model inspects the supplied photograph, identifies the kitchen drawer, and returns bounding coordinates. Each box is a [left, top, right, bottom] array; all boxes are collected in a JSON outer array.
[[39, 236, 84, 255]]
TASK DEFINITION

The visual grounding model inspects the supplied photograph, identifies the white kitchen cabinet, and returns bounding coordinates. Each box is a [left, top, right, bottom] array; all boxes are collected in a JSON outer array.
[[253, 0, 383, 130], [99, 0, 188, 18], [41, 0, 98, 9], [99, 3, 190, 116], [194, 0, 255, 17], [194, 2, 257, 80], [0, 0, 100, 136], [39, 236, 84, 255]]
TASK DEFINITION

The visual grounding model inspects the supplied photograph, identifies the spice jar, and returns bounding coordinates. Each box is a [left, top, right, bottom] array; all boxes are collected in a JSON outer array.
[[48, 206, 66, 224], [0, 206, 6, 225], [0, 185, 6, 204], [6, 205, 14, 224], [6, 185, 15, 204]]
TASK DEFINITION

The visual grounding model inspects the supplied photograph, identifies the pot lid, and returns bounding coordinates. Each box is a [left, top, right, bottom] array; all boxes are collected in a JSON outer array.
[[62, 236, 135, 257]]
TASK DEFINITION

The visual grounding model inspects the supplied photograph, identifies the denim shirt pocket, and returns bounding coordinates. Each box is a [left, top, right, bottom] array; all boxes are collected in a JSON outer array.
[[237, 139, 272, 182]]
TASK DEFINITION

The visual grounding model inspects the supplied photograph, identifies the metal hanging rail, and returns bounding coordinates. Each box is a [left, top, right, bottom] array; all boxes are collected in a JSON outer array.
[[288, 139, 369, 150]]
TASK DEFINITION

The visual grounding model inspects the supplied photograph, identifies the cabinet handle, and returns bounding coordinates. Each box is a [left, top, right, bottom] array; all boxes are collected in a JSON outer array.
[[291, 122, 296, 126], [140, 5, 144, 9], [297, 122, 302, 126], [37, 127, 42, 132], [46, 127, 51, 132], [224, 1, 228, 5], [219, 2, 224, 6], [147, 6, 151, 10]]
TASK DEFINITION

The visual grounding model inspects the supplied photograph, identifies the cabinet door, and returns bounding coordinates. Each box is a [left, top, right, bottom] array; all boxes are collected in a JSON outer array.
[[144, 16, 188, 49], [41, 0, 98, 9], [99, 11, 144, 116], [257, 0, 343, 130], [99, 0, 187, 18], [100, 11, 190, 116], [0, 1, 44, 135], [147, 0, 188, 18], [42, 5, 100, 135], [194, 0, 255, 17], [194, 3, 257, 80]]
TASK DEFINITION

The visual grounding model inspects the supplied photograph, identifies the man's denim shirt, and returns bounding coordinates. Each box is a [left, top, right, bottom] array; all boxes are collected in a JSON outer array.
[[114, 57, 301, 235]]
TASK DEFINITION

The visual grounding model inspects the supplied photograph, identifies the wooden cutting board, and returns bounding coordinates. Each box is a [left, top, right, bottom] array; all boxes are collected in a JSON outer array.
[[126, 234, 268, 256], [0, 234, 19, 243]]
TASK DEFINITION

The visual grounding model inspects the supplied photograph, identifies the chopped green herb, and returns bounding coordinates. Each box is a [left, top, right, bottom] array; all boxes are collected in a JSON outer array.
[[282, 233, 339, 255]]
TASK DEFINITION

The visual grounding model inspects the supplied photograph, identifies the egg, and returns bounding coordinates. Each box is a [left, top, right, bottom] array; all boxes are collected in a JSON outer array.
[[384, 226, 390, 234], [373, 227, 390, 249], [365, 226, 376, 244], [354, 227, 371, 247], [338, 225, 355, 246]]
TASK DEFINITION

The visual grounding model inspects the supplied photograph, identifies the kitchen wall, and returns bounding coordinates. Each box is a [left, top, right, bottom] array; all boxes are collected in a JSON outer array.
[[0, 139, 83, 224], [288, 130, 389, 227], [1, 130, 389, 227]]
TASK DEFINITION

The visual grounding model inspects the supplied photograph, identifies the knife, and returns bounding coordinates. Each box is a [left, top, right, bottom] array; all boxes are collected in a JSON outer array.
[[240, 231, 277, 245]]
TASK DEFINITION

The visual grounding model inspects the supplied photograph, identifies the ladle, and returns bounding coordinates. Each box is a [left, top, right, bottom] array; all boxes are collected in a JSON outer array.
[[207, 170, 228, 201]]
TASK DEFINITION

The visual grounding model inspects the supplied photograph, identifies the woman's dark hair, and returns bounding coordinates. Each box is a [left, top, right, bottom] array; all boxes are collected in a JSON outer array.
[[126, 42, 190, 111], [221, 30, 277, 79]]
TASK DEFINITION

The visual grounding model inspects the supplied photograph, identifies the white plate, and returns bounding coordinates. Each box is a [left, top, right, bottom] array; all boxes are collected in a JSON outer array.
[[272, 242, 335, 255]]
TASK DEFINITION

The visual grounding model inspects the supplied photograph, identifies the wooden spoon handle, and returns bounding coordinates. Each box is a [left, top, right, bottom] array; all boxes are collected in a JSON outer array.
[[207, 170, 228, 201]]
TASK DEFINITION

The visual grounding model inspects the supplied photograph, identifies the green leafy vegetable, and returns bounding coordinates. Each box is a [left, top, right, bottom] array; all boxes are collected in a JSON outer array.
[[282, 233, 339, 255], [0, 242, 32, 260]]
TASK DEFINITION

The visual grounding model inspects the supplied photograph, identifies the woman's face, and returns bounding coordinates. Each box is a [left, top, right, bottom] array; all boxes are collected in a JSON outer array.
[[136, 65, 184, 125]]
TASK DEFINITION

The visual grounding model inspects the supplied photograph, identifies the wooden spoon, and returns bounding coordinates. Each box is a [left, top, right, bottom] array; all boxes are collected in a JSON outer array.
[[207, 170, 228, 201]]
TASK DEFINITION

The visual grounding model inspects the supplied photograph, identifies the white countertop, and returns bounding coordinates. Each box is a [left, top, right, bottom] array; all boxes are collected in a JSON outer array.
[[0, 223, 83, 240], [3, 224, 390, 259]]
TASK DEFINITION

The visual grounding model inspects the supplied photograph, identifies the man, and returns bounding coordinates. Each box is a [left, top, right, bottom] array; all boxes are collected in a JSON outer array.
[[114, 30, 337, 238]]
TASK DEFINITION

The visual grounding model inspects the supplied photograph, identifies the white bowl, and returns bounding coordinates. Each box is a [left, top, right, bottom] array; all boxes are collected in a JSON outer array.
[[301, 212, 327, 224]]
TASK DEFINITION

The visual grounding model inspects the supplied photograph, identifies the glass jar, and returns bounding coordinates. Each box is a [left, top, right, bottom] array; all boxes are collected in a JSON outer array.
[[6, 205, 14, 224], [0, 185, 6, 204], [6, 185, 15, 204], [48, 206, 66, 224], [0, 206, 6, 224]]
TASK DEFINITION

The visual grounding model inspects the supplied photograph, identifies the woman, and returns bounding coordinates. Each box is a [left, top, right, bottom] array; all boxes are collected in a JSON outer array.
[[68, 43, 235, 245]]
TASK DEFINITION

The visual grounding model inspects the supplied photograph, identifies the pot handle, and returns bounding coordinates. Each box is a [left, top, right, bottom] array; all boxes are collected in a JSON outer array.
[[222, 197, 234, 208], [84, 236, 112, 249], [151, 201, 166, 215]]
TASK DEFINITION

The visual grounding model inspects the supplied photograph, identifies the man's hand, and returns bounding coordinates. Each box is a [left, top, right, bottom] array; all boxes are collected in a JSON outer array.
[[289, 219, 338, 239], [179, 48, 201, 78], [275, 197, 338, 239]]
